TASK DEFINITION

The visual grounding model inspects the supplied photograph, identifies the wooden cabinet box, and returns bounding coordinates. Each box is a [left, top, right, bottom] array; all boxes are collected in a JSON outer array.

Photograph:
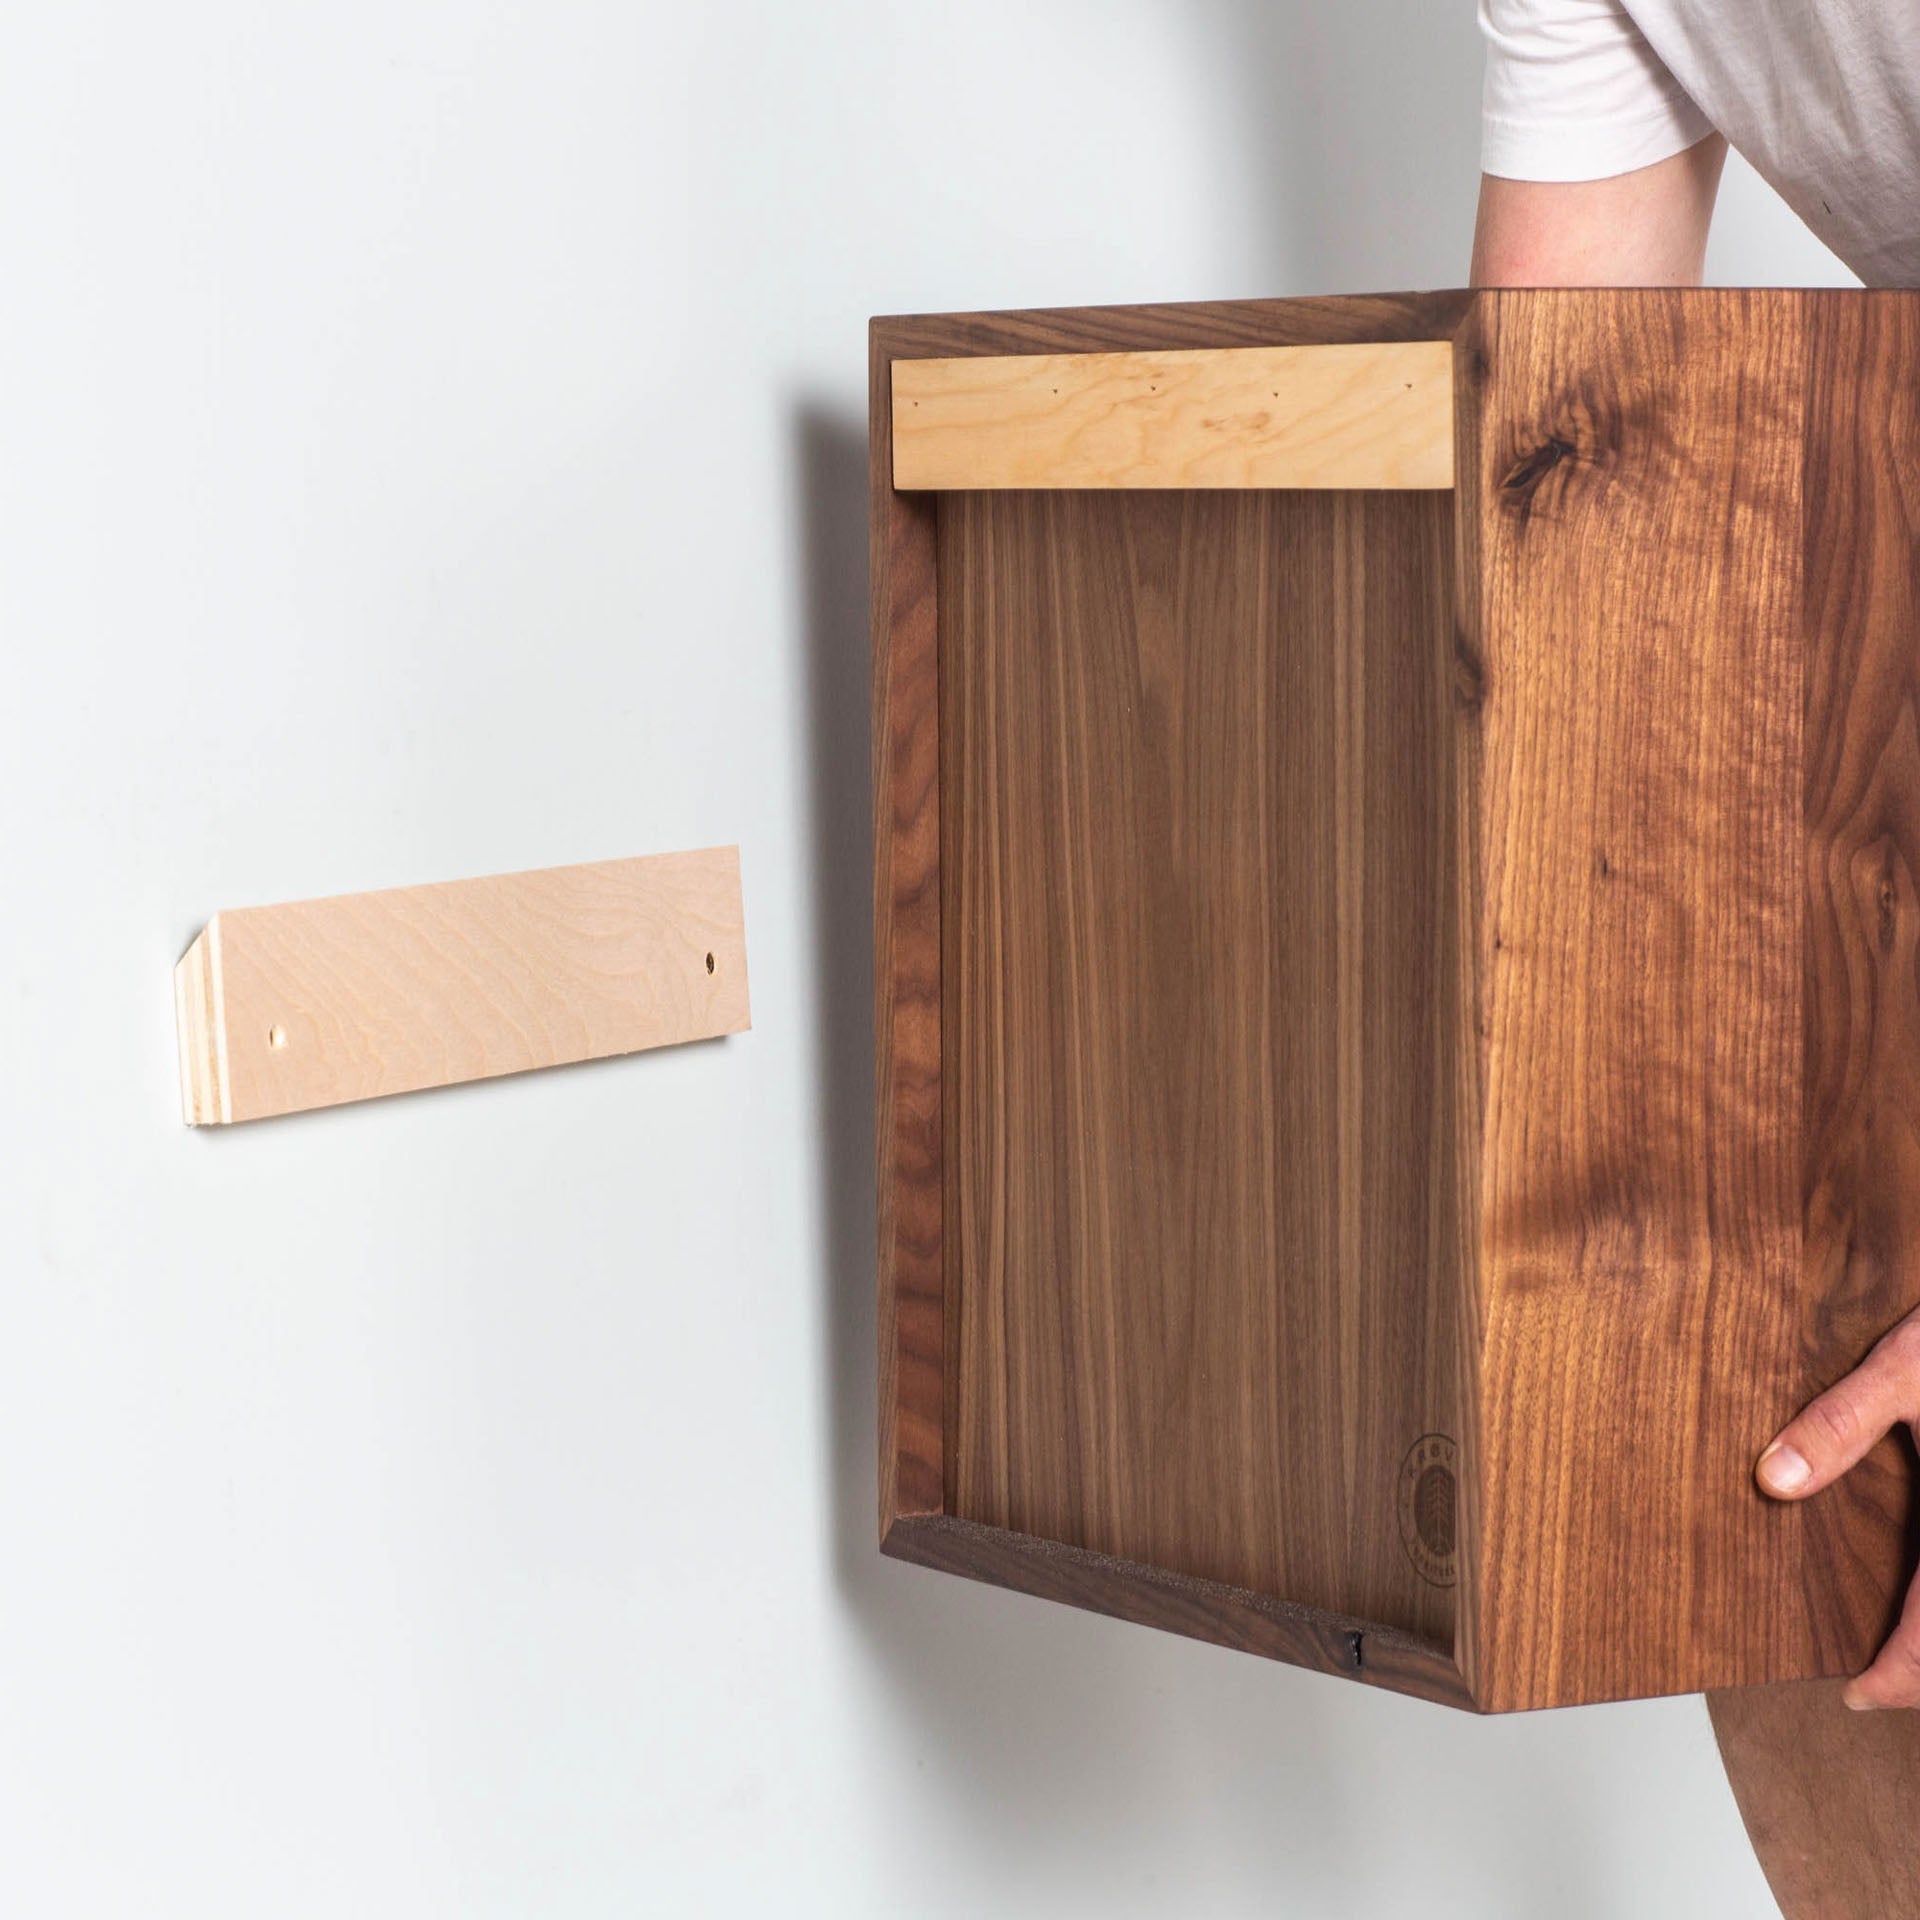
[[871, 289, 1920, 1712]]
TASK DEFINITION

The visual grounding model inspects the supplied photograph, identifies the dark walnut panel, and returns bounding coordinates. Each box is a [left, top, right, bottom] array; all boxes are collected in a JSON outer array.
[[1792, 291, 1920, 1669], [1466, 289, 1811, 1709], [941, 486, 1459, 1650], [1704, 294, 1920, 1920], [873, 289, 1920, 1714]]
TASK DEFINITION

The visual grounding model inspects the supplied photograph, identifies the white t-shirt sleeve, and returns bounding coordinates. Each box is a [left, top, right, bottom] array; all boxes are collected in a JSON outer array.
[[1479, 0, 1716, 181]]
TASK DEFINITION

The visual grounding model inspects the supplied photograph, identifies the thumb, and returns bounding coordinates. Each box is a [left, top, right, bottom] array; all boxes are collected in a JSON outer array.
[[1757, 1316, 1920, 1500]]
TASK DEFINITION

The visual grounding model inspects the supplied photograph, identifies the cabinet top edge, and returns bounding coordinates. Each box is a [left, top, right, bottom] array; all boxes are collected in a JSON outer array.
[[870, 286, 1900, 360]]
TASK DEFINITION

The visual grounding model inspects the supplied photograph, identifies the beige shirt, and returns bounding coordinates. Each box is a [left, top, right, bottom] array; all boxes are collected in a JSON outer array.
[[1479, 0, 1919, 285]]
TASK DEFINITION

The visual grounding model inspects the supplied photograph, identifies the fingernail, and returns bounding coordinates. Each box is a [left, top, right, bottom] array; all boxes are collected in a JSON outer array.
[[1843, 1685, 1875, 1711], [1757, 1442, 1812, 1493]]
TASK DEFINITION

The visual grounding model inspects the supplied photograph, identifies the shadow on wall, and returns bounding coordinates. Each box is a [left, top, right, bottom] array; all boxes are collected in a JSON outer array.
[[793, 398, 879, 1625], [784, 19, 1620, 1910], [793, 400, 1401, 1902], [790, 400, 1342, 1879]]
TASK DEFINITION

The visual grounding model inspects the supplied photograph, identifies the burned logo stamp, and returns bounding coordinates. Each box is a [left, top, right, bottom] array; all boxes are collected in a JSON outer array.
[[1397, 1432, 1458, 1589]]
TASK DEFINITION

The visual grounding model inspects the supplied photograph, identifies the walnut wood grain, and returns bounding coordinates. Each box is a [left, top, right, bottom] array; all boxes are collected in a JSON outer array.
[[1466, 290, 1811, 1708], [882, 1514, 1472, 1708], [873, 294, 1473, 1650], [873, 319, 944, 1529], [876, 292, 1475, 365], [1444, 293, 1495, 1709], [941, 485, 1460, 1647], [1793, 290, 1920, 1670], [872, 288, 1920, 1716]]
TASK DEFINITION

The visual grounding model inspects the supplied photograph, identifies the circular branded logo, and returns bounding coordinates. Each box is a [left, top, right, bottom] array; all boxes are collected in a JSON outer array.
[[1397, 1433, 1458, 1588]]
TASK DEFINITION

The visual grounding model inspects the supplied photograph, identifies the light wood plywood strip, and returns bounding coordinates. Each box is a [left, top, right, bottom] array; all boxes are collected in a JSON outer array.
[[174, 847, 749, 1124], [891, 340, 1455, 490]]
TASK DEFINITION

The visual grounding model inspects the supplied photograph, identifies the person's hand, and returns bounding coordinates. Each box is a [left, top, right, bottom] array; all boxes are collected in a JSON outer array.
[[1757, 1309, 1920, 1709]]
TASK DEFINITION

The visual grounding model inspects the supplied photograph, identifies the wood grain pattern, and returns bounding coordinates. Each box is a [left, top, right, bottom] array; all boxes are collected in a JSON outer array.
[[175, 849, 748, 1123], [1709, 1682, 1920, 1920], [942, 486, 1460, 1647], [873, 315, 946, 1530], [1443, 293, 1495, 1709], [874, 292, 1475, 367], [1466, 291, 1811, 1708], [1792, 290, 1920, 1671], [892, 342, 1454, 491], [872, 293, 1471, 1583], [883, 1514, 1473, 1707], [173, 925, 221, 1125], [873, 287, 1920, 1717]]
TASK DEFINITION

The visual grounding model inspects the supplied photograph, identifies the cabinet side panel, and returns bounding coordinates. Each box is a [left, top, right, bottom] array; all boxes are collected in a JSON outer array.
[[1446, 296, 1495, 1706], [874, 324, 946, 1530], [1794, 289, 1920, 1665], [943, 487, 1461, 1646], [1470, 290, 1809, 1709]]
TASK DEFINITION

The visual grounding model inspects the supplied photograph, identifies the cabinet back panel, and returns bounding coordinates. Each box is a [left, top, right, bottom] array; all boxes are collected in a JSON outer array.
[[941, 487, 1461, 1644]]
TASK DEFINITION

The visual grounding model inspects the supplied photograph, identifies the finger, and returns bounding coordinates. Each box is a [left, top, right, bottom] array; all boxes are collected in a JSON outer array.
[[1844, 1561, 1920, 1710], [1756, 1316, 1920, 1499]]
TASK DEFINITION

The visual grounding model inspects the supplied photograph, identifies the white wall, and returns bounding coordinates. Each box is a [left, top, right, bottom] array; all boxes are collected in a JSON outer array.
[[0, 5, 1855, 1915]]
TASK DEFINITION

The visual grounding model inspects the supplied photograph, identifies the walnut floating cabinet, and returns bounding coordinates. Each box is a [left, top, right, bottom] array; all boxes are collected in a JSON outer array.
[[871, 289, 1920, 1714]]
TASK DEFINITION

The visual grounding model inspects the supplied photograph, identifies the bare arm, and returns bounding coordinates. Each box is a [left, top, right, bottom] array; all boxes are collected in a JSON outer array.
[[1469, 132, 1728, 286]]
